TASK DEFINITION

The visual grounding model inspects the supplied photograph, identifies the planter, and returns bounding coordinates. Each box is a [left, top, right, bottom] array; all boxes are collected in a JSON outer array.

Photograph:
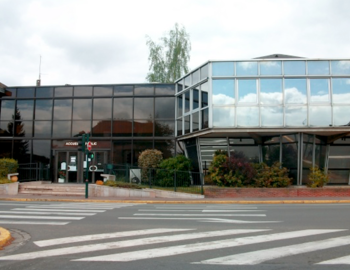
[[58, 178, 65, 183]]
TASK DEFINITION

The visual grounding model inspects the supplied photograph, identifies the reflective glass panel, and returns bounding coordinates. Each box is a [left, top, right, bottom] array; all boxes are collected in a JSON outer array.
[[154, 140, 175, 158], [201, 64, 208, 79], [54, 99, 72, 120], [32, 140, 51, 164], [229, 145, 260, 163], [36, 87, 53, 98], [73, 99, 92, 120], [283, 61, 306, 75], [201, 108, 209, 129], [192, 112, 199, 132], [55, 87, 73, 97], [155, 97, 175, 119], [329, 146, 350, 167], [134, 98, 153, 119], [308, 61, 329, 75], [332, 78, 350, 104], [13, 139, 31, 163], [177, 119, 182, 136], [212, 79, 235, 105], [155, 120, 175, 136], [92, 120, 111, 137], [184, 115, 190, 134], [72, 121, 91, 137], [17, 88, 35, 98], [133, 141, 153, 165], [331, 60, 350, 75], [212, 62, 234, 76], [35, 100, 52, 120], [113, 98, 132, 119], [0, 120, 12, 136], [155, 84, 175, 95], [94, 86, 113, 96], [310, 79, 329, 103], [285, 106, 307, 126], [16, 100, 34, 120], [177, 80, 183, 93], [264, 136, 280, 144], [177, 96, 183, 117], [2, 88, 16, 98], [309, 106, 332, 126], [184, 76, 191, 88], [229, 138, 255, 145], [74, 86, 92, 97], [93, 98, 112, 119], [238, 79, 257, 103], [236, 62, 258, 76], [14, 121, 32, 137], [281, 134, 298, 143], [0, 100, 15, 120], [134, 85, 154, 95], [114, 85, 133, 96], [260, 79, 282, 104], [263, 145, 280, 166], [333, 106, 350, 126], [201, 81, 208, 92], [53, 121, 71, 137], [192, 69, 200, 85], [112, 120, 132, 137], [282, 143, 298, 168], [213, 107, 234, 127], [192, 89, 199, 110], [284, 79, 307, 104], [201, 91, 208, 107], [261, 107, 283, 127], [260, 61, 281, 75], [236, 107, 259, 126], [184, 91, 190, 113], [315, 144, 327, 168], [113, 140, 132, 164], [34, 121, 51, 137]]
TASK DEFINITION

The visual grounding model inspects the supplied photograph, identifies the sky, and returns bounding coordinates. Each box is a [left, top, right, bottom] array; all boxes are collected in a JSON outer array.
[[1, 0, 350, 87]]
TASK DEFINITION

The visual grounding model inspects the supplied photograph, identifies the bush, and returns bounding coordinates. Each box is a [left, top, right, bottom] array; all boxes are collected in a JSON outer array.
[[155, 155, 192, 187], [0, 158, 18, 178], [253, 162, 292, 187], [103, 180, 142, 189], [0, 178, 12, 184], [138, 149, 163, 182], [307, 166, 329, 187]]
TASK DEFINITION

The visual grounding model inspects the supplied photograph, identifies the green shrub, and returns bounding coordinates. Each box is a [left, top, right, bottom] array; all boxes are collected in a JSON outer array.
[[103, 180, 142, 189], [138, 149, 163, 182], [253, 162, 292, 187], [155, 155, 192, 187], [0, 177, 12, 184], [0, 158, 18, 178], [307, 166, 329, 187]]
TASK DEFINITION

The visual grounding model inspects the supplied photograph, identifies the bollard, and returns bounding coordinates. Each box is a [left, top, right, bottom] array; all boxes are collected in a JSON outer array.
[[85, 179, 89, 199]]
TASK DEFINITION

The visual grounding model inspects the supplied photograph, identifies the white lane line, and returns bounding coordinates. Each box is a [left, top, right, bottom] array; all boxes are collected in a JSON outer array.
[[0, 215, 84, 220], [134, 214, 266, 217], [198, 234, 350, 265], [318, 254, 350, 264], [137, 210, 264, 212], [75, 229, 344, 262], [35, 228, 193, 247], [119, 217, 279, 223], [203, 210, 264, 212], [13, 208, 105, 213], [0, 211, 95, 216], [0, 220, 69, 225], [25, 206, 114, 210], [0, 229, 268, 261]]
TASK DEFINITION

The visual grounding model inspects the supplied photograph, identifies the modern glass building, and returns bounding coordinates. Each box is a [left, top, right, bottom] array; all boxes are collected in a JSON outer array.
[[1, 54, 350, 185], [175, 55, 350, 185]]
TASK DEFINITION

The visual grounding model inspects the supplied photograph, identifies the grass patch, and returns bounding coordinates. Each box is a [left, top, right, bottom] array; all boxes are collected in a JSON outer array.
[[0, 178, 12, 184]]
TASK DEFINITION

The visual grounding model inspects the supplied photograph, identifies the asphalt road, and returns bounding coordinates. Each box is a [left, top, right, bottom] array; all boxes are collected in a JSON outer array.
[[1, 201, 350, 270]]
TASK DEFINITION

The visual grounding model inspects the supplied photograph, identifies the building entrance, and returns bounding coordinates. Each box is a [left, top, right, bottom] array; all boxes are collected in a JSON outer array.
[[55, 151, 109, 183]]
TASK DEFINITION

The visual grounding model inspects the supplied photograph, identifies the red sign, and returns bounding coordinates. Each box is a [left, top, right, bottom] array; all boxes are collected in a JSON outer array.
[[87, 141, 92, 151]]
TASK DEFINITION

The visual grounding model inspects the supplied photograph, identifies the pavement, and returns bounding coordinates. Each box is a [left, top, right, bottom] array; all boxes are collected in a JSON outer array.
[[1, 193, 350, 249]]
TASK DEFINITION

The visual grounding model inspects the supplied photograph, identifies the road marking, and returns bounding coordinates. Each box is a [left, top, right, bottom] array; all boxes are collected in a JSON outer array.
[[0, 215, 84, 220], [75, 230, 343, 262], [197, 234, 350, 265], [119, 217, 280, 223], [34, 228, 193, 247], [0, 229, 268, 261], [134, 213, 266, 217], [137, 210, 264, 212], [0, 220, 69, 225], [12, 208, 106, 213], [318, 254, 350, 264], [0, 211, 96, 216], [25, 206, 114, 210]]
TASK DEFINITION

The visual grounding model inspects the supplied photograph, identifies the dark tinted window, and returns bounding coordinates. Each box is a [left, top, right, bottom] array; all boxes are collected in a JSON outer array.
[[36, 87, 53, 98], [17, 88, 35, 98], [17, 100, 34, 120], [134, 98, 153, 119], [202, 108, 208, 129], [92, 120, 111, 137], [114, 85, 133, 96], [155, 84, 175, 95], [134, 85, 154, 95], [94, 86, 113, 96], [155, 97, 175, 119], [73, 99, 92, 120], [14, 120, 32, 137], [2, 88, 16, 98], [113, 140, 132, 164], [113, 98, 133, 119], [74, 86, 92, 97], [134, 120, 153, 137], [55, 87, 73, 97], [72, 121, 91, 137], [52, 121, 71, 137], [93, 99, 112, 119], [32, 140, 51, 164], [34, 121, 52, 137], [0, 100, 15, 120], [54, 99, 72, 120], [35, 100, 53, 120], [155, 120, 175, 136], [112, 120, 132, 137]]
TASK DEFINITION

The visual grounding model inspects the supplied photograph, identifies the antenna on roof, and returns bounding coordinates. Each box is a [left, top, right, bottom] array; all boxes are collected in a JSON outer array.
[[36, 55, 41, 86]]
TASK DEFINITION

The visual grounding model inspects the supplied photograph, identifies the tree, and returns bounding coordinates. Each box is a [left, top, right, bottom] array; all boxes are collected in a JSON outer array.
[[146, 23, 191, 83]]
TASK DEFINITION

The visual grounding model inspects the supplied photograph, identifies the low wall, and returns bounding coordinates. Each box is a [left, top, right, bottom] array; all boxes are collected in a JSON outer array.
[[204, 186, 350, 198], [0, 182, 19, 195]]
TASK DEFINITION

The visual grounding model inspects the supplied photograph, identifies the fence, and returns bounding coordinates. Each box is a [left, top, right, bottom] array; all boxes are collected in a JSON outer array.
[[18, 163, 50, 182], [104, 164, 204, 195]]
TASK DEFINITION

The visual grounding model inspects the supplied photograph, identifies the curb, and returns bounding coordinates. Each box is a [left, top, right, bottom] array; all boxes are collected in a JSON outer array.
[[0, 227, 11, 249], [1, 197, 350, 204]]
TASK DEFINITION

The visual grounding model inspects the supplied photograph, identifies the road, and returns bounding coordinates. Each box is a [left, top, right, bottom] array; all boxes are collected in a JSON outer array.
[[0, 201, 350, 270]]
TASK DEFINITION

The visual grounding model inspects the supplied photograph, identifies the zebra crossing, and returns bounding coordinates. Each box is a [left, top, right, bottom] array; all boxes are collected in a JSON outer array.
[[1, 227, 350, 265], [0, 202, 138, 225]]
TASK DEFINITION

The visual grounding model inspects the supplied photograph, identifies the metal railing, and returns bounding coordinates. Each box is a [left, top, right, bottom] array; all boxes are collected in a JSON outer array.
[[18, 163, 50, 182], [104, 164, 204, 195]]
